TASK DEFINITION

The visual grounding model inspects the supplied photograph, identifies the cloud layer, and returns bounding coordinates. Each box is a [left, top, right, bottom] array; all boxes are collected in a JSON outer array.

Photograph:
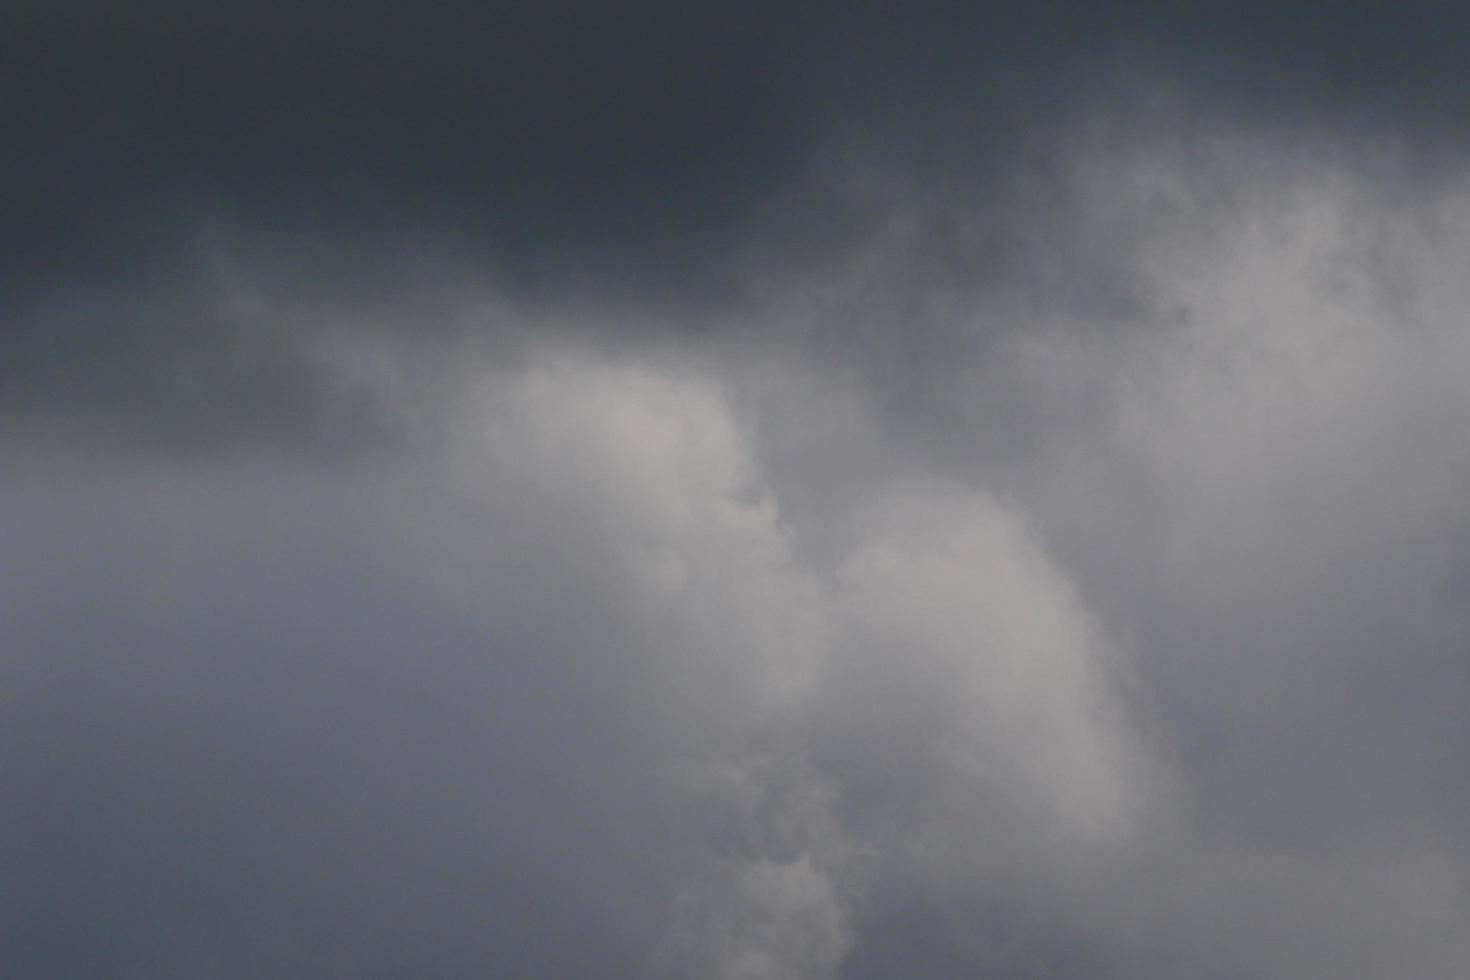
[[7, 5, 1470, 978]]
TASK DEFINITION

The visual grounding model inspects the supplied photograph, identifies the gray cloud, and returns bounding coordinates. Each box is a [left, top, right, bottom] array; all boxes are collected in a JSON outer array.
[[10, 2, 1470, 454], [7, 6, 1470, 978]]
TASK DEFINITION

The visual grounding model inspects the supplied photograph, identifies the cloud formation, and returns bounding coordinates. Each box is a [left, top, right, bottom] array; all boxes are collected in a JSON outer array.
[[7, 4, 1470, 978]]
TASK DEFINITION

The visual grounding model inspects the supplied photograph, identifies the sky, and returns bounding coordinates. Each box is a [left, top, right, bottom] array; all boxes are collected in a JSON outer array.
[[6, 4, 1470, 977]]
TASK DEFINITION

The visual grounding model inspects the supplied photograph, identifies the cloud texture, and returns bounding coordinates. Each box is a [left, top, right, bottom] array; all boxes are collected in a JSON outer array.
[[6, 4, 1470, 977]]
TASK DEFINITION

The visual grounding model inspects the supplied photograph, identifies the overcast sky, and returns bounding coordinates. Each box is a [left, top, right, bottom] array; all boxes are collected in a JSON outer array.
[[6, 4, 1470, 977]]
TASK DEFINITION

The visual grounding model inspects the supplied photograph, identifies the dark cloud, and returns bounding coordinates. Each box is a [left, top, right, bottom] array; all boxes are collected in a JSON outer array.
[[7, 5, 1470, 978], [10, 3, 1470, 454], [7, 3, 1468, 291]]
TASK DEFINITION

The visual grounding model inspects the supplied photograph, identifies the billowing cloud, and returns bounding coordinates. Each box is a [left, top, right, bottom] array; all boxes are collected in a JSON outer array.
[[0, 348, 1146, 976], [8, 5, 1470, 978]]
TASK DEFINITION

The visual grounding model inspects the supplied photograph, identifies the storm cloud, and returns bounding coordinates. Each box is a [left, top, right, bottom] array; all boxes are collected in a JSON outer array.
[[5, 3, 1470, 978]]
